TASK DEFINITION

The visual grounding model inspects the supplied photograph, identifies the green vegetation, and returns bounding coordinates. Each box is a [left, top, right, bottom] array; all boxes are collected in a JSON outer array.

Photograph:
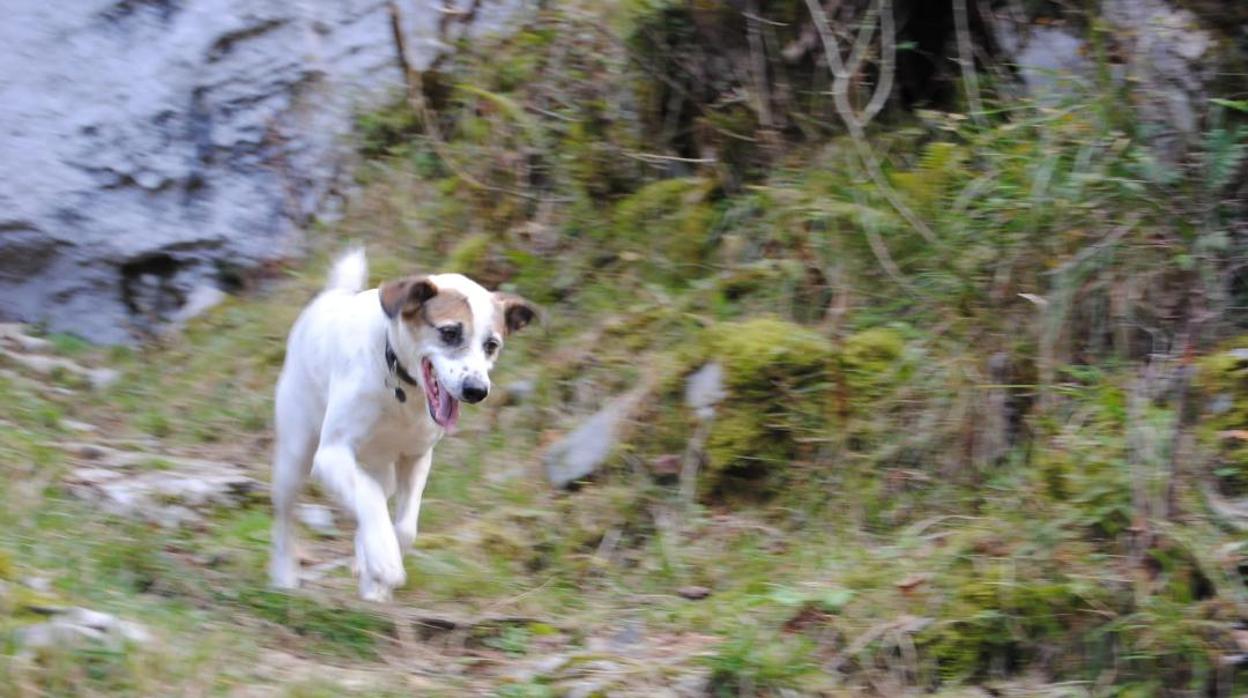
[[3, 0, 1248, 695]]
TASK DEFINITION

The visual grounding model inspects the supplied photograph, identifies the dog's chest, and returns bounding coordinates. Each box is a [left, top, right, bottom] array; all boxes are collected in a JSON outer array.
[[355, 400, 442, 468]]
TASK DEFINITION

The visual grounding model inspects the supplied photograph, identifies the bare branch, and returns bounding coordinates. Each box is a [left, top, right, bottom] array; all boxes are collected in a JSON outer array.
[[803, 0, 938, 244], [746, 0, 775, 131], [952, 0, 986, 124], [845, 1, 878, 78], [860, 0, 895, 125]]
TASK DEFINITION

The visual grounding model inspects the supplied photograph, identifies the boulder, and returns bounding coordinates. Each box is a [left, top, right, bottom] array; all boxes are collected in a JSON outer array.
[[0, 0, 527, 343]]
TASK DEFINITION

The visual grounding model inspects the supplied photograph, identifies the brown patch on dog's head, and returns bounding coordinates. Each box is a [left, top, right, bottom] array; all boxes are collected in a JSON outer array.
[[493, 293, 538, 336], [379, 276, 438, 319], [420, 289, 472, 328], [380, 275, 477, 331]]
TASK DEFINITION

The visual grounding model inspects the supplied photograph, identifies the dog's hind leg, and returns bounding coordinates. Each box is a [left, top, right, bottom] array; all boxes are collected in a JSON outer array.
[[269, 390, 317, 590]]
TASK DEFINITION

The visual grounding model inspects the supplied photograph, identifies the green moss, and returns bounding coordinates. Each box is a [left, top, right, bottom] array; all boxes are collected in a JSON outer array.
[[1196, 339, 1248, 493], [841, 327, 907, 399], [635, 317, 835, 497], [446, 233, 492, 275], [920, 561, 1093, 682], [610, 177, 719, 285]]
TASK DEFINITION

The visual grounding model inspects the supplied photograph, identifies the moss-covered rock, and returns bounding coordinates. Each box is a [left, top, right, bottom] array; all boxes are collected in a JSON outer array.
[[841, 327, 908, 400], [632, 317, 835, 498]]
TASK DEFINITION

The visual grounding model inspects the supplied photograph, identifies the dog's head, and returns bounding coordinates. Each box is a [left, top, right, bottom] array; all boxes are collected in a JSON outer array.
[[379, 273, 537, 431]]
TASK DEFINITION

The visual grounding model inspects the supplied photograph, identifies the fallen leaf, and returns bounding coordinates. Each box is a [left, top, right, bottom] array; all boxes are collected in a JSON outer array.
[[677, 585, 711, 600], [896, 573, 930, 594]]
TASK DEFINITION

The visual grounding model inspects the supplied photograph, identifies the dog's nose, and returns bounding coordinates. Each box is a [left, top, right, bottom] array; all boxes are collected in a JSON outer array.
[[461, 378, 489, 404]]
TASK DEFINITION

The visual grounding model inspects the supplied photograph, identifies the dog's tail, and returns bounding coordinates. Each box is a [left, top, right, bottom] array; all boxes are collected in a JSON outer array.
[[326, 247, 368, 293]]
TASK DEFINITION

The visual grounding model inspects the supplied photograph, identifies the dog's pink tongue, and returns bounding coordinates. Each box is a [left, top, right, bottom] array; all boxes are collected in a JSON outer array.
[[438, 390, 460, 433]]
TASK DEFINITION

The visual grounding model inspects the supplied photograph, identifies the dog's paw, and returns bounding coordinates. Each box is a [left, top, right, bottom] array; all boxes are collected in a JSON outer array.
[[364, 553, 406, 590], [394, 520, 418, 551], [358, 538, 406, 590], [358, 575, 394, 603]]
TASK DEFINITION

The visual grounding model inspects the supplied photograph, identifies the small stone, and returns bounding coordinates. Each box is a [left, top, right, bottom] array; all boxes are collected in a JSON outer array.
[[501, 379, 537, 405], [297, 503, 337, 536], [87, 368, 120, 390], [677, 585, 711, 600], [76, 444, 107, 460], [685, 362, 725, 419], [169, 285, 227, 326], [16, 607, 151, 655], [61, 419, 98, 433], [544, 389, 646, 488]]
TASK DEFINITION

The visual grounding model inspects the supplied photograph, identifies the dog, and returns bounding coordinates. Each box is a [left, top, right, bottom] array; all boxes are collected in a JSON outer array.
[[268, 248, 536, 601]]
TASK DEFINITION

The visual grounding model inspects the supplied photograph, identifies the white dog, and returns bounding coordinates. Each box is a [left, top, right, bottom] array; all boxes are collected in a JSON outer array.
[[268, 248, 536, 601]]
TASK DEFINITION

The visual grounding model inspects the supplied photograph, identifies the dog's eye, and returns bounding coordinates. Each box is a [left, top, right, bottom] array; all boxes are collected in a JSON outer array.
[[483, 339, 500, 356], [439, 325, 462, 346]]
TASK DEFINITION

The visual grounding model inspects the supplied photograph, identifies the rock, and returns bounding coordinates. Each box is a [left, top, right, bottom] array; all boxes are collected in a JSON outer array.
[[62, 443, 261, 527], [676, 585, 711, 600], [684, 362, 725, 420], [544, 388, 647, 489], [649, 453, 682, 478], [0, 324, 52, 352], [16, 607, 151, 655], [991, 0, 1223, 162], [501, 379, 537, 405], [167, 284, 228, 327], [22, 576, 52, 593], [1103, 0, 1215, 159], [994, 23, 1093, 101], [0, 0, 528, 343], [0, 348, 119, 390], [61, 419, 99, 433], [296, 503, 337, 536]]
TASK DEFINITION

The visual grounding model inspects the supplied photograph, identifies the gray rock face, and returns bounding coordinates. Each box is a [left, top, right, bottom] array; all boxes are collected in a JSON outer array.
[[1104, 0, 1215, 158], [991, 0, 1220, 160], [0, 0, 525, 343]]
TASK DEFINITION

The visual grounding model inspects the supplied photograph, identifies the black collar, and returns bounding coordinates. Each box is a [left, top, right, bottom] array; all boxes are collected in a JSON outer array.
[[384, 336, 420, 403]]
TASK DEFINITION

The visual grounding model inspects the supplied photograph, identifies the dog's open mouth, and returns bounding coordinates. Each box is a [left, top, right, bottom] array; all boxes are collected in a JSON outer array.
[[420, 357, 460, 431]]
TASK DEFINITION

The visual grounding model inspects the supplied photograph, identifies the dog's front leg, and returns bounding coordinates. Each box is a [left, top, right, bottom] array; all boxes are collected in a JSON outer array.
[[394, 450, 434, 551], [313, 443, 406, 602]]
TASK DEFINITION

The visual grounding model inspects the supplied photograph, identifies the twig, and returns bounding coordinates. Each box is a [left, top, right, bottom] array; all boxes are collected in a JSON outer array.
[[952, 0, 986, 125], [860, 0, 894, 125], [622, 151, 717, 165], [803, 0, 938, 245], [387, 2, 414, 101], [680, 421, 711, 505], [746, 0, 775, 132]]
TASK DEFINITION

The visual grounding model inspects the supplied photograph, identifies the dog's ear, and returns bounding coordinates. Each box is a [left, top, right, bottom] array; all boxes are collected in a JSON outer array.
[[380, 276, 438, 319], [494, 293, 539, 335]]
